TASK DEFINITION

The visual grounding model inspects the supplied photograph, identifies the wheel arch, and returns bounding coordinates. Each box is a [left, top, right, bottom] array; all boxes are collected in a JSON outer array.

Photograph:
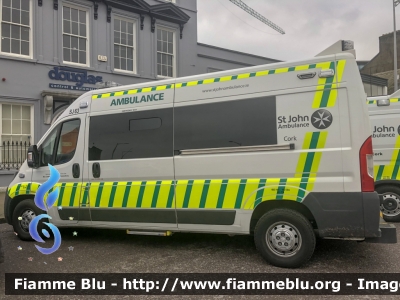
[[375, 179, 400, 190], [250, 200, 317, 233]]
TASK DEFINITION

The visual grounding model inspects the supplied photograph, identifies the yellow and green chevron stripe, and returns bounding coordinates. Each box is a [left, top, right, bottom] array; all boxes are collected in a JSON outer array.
[[312, 60, 346, 108], [7, 182, 41, 198], [8, 139, 329, 211], [367, 98, 400, 105], [92, 84, 175, 100], [375, 135, 400, 181], [8, 174, 324, 211], [294, 131, 328, 197], [92, 60, 346, 100], [7, 182, 85, 207]]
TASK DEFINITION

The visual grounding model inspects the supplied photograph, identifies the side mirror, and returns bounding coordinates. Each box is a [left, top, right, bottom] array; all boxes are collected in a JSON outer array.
[[27, 145, 39, 168]]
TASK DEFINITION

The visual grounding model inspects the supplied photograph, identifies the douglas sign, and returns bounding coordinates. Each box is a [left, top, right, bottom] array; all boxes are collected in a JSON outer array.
[[48, 67, 102, 88]]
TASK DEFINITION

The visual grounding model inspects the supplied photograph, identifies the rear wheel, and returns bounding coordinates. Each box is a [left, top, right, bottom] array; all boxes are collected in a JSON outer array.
[[376, 185, 400, 222], [12, 199, 45, 241], [254, 208, 315, 268]]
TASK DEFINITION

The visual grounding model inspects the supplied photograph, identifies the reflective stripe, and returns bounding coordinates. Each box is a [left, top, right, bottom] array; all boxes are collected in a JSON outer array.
[[375, 135, 400, 180], [367, 98, 400, 105], [92, 61, 341, 100], [294, 131, 328, 201], [312, 60, 346, 108], [8, 174, 325, 210]]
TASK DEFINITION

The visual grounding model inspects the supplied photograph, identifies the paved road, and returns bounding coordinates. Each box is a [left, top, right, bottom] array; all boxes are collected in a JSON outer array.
[[0, 192, 6, 222], [1, 222, 400, 299]]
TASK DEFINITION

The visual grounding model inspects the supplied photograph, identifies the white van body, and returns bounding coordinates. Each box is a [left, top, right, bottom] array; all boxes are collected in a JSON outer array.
[[367, 90, 400, 221], [5, 53, 395, 268]]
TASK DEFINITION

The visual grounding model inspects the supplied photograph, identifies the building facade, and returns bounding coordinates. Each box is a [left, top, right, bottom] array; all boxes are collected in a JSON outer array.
[[361, 31, 400, 94], [0, 0, 279, 184]]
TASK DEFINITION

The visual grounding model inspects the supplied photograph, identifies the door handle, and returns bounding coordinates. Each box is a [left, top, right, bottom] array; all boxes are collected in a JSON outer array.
[[92, 162, 101, 178], [72, 163, 80, 178]]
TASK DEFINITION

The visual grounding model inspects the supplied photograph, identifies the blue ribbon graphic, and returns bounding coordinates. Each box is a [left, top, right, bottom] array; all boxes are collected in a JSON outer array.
[[29, 164, 62, 255]]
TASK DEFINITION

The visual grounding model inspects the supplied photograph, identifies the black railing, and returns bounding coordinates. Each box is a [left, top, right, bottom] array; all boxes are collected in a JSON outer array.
[[1, 141, 31, 170]]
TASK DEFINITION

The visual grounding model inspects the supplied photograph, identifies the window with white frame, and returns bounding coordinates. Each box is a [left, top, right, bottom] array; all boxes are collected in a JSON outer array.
[[62, 5, 88, 65], [114, 18, 136, 73], [1, 104, 32, 143], [157, 28, 175, 78], [1, 104, 32, 168], [1, 0, 31, 57]]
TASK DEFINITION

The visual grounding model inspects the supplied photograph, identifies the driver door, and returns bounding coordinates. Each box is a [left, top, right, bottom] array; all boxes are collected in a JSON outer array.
[[31, 115, 86, 224]]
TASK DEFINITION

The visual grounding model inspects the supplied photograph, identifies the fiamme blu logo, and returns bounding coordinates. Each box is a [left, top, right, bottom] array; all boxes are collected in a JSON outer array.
[[29, 164, 62, 255]]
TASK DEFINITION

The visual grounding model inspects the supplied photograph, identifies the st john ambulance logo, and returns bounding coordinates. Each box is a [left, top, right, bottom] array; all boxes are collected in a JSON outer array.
[[311, 109, 333, 130]]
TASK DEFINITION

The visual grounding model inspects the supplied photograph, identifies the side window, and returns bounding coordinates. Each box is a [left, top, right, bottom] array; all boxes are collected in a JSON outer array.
[[174, 97, 277, 150], [39, 119, 80, 166], [89, 109, 172, 160], [55, 119, 80, 165], [40, 125, 59, 166]]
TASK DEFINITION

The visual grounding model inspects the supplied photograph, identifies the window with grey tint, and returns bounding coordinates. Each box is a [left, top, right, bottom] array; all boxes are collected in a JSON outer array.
[[157, 28, 174, 77], [1, 0, 31, 56], [174, 97, 278, 151], [89, 110, 172, 161], [63, 6, 87, 64], [114, 19, 135, 72], [40, 119, 80, 166], [129, 118, 161, 131]]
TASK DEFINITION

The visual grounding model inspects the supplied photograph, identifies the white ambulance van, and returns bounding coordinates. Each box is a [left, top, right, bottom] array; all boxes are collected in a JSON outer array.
[[368, 90, 400, 222], [4, 53, 396, 268]]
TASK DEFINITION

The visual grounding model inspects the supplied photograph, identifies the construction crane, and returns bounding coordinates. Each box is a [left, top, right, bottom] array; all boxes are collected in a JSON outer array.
[[229, 0, 285, 34]]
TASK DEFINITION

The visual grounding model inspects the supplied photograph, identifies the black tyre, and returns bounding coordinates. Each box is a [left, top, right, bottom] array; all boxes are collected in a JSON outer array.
[[12, 199, 46, 241], [254, 208, 315, 268], [376, 185, 400, 222]]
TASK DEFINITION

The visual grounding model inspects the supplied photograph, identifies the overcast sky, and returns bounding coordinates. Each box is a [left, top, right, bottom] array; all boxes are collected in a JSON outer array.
[[197, 0, 397, 62]]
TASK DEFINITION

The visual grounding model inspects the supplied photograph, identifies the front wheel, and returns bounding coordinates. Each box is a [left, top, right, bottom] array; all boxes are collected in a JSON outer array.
[[12, 199, 45, 241], [254, 208, 316, 268], [376, 185, 400, 222]]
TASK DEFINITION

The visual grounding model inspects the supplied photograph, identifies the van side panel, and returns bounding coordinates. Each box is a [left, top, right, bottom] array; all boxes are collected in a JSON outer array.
[[173, 56, 353, 234], [5, 54, 380, 239]]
